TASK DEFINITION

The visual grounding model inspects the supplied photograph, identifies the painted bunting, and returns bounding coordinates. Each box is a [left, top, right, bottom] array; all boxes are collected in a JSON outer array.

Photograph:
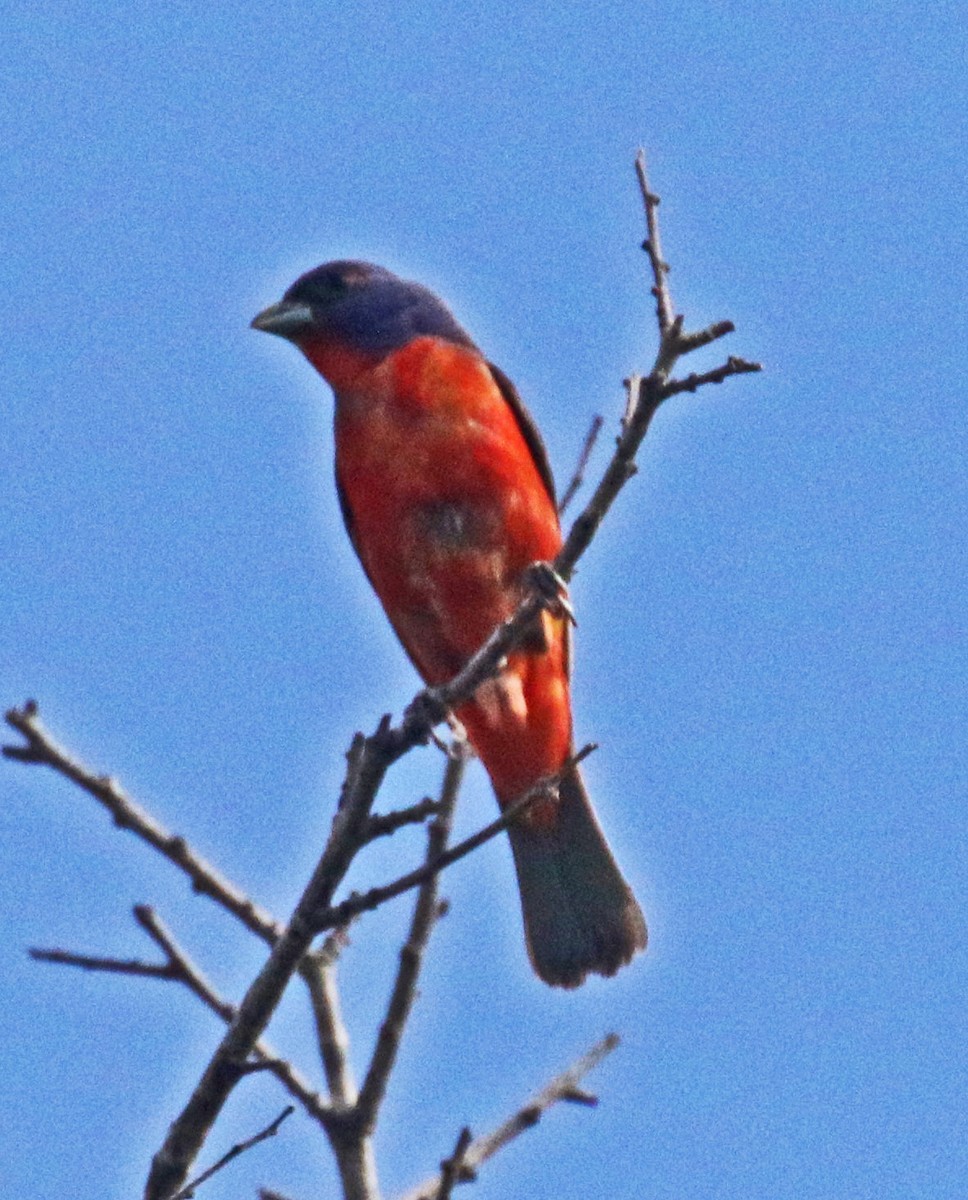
[[252, 261, 646, 987]]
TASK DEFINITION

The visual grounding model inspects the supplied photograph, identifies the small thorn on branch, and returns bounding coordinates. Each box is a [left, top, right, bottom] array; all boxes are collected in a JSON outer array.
[[518, 1103, 542, 1129], [570, 741, 598, 769], [3, 745, 45, 763]]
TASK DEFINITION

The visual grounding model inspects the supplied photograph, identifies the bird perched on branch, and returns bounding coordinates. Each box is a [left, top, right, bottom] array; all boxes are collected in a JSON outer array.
[[252, 260, 646, 987]]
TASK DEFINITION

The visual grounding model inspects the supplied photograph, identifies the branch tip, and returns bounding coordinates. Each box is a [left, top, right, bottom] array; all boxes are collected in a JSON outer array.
[[169, 1107, 295, 1200]]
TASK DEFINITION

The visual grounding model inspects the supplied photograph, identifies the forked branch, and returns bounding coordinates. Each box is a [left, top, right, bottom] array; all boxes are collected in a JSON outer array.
[[3, 151, 760, 1200], [398, 1034, 620, 1200]]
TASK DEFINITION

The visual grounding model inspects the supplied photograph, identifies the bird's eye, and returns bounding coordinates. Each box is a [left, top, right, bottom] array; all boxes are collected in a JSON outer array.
[[288, 274, 345, 307], [286, 261, 376, 308]]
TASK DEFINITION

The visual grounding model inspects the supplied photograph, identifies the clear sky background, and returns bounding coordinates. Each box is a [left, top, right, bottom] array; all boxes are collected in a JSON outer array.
[[3, 3, 965, 1198]]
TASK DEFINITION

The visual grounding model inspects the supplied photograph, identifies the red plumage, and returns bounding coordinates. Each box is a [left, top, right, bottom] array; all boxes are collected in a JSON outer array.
[[253, 261, 646, 986]]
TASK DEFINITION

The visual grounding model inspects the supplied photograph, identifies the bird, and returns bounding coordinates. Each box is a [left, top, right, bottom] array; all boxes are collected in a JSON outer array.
[[252, 260, 646, 987]]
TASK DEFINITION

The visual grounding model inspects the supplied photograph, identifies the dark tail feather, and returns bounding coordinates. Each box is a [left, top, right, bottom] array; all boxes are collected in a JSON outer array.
[[507, 767, 647, 988]]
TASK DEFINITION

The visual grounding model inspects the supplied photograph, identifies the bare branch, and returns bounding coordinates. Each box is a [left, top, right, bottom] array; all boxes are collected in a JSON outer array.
[[558, 414, 604, 516], [397, 598, 544, 743], [313, 743, 595, 934], [5, 703, 366, 1134], [675, 318, 736, 355], [143, 713, 409, 1200], [557, 157, 761, 580], [364, 797, 441, 842], [355, 742, 467, 1134], [635, 147, 674, 334], [132, 906, 240, 1026], [32, 904, 337, 1131], [169, 1106, 294, 1200], [4, 152, 761, 1200], [299, 745, 467, 1200], [398, 1035, 620, 1200], [146, 736, 590, 1198], [3, 702, 282, 946], [661, 355, 762, 397], [453, 1033, 617, 1172], [29, 946, 174, 979], [299, 941, 358, 1110], [389, 164, 760, 754]]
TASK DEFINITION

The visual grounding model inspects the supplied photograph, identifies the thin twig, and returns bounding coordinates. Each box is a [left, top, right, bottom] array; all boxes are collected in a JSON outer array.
[[558, 414, 604, 516], [32, 905, 336, 1130], [354, 742, 467, 1135], [300, 943, 358, 1109], [556, 158, 761, 581], [635, 148, 674, 334], [28, 947, 174, 979], [661, 356, 762, 397], [133, 905, 242, 1024], [170, 1106, 294, 1200], [398, 1035, 620, 1200], [675, 319, 736, 356], [364, 797, 441, 842], [3, 702, 282, 946], [312, 743, 595, 934]]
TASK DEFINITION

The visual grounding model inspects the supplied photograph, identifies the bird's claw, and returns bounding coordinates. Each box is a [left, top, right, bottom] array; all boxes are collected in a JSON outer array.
[[526, 562, 576, 625], [403, 688, 450, 740]]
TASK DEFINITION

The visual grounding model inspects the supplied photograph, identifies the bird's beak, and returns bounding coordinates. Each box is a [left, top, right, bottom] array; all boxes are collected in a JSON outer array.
[[250, 299, 315, 341]]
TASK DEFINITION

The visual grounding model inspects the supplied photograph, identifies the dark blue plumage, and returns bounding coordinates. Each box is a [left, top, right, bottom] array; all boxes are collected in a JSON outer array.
[[282, 261, 477, 355]]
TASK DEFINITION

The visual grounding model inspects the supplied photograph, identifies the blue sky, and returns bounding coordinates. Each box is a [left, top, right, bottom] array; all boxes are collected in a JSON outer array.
[[3, 3, 965, 1198]]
